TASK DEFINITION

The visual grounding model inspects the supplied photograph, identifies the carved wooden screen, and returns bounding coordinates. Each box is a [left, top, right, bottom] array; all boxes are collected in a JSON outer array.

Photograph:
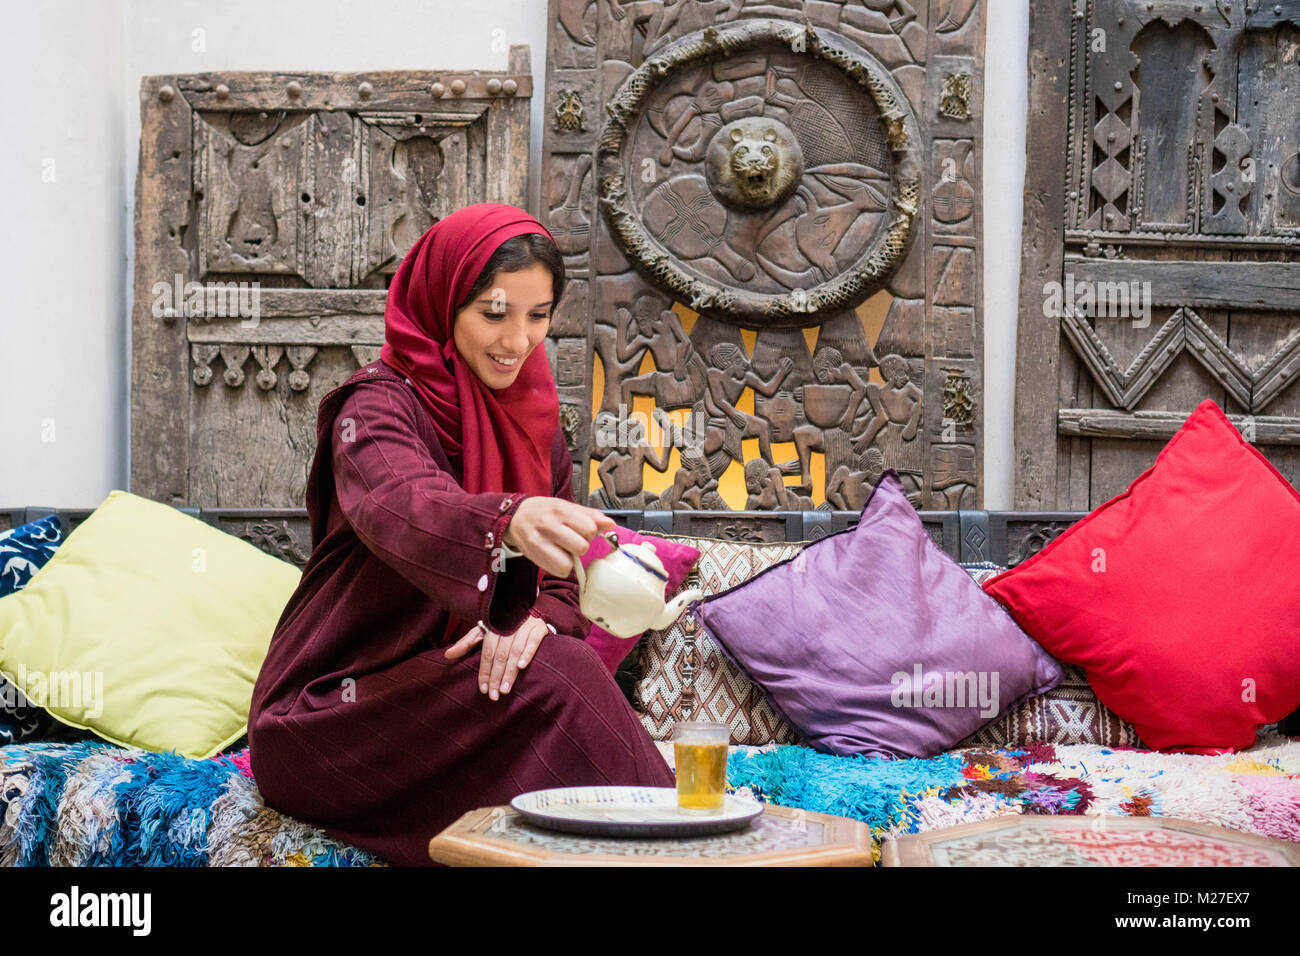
[[541, 0, 987, 523], [131, 52, 534, 508], [1015, 0, 1300, 509]]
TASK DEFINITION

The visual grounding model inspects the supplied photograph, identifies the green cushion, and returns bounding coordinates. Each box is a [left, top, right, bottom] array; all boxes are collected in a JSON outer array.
[[0, 491, 300, 758]]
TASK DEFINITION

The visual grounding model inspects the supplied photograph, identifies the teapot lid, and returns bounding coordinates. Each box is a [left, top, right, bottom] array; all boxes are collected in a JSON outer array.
[[616, 540, 668, 581]]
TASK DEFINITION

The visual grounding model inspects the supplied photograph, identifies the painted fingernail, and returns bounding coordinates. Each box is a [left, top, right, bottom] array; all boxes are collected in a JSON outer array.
[[480, 683, 488, 693], [501, 681, 510, 693], [490, 690, 498, 701]]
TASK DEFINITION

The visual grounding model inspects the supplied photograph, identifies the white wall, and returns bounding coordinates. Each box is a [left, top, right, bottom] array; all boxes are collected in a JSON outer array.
[[0, 0, 126, 509], [982, 0, 1030, 509], [0, 0, 1030, 510]]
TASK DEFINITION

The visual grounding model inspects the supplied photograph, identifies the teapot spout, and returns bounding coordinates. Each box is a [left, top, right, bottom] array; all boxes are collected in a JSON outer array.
[[654, 587, 704, 631]]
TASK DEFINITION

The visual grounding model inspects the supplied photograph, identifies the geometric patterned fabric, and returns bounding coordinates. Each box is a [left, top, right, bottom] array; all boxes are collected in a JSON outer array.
[[958, 662, 1142, 749], [636, 537, 806, 746], [636, 542, 1144, 749]]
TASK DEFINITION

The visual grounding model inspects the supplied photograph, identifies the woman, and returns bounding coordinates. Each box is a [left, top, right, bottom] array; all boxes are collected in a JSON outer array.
[[248, 203, 676, 867]]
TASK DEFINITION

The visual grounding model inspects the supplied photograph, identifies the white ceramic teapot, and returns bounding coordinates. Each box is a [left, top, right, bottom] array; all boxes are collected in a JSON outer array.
[[572, 532, 703, 639]]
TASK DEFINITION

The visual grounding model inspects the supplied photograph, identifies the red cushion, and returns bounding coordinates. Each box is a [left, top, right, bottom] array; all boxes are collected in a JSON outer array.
[[983, 400, 1300, 753]]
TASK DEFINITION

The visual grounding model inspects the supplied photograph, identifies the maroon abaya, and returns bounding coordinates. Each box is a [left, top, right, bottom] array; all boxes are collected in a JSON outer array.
[[247, 359, 675, 867]]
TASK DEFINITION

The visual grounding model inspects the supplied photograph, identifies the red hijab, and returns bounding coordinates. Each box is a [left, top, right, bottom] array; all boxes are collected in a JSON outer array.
[[380, 204, 560, 497]]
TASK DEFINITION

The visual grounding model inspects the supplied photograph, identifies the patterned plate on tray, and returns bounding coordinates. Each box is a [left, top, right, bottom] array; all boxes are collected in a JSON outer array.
[[509, 787, 763, 837]]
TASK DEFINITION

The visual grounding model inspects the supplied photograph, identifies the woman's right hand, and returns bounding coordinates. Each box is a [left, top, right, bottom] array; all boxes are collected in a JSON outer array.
[[502, 497, 616, 578]]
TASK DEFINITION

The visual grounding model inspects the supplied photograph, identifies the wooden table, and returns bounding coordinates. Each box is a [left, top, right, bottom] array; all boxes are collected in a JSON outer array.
[[428, 802, 873, 866], [882, 815, 1300, 866]]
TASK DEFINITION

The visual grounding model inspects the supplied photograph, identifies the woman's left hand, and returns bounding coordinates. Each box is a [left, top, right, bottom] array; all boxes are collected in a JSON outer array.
[[444, 613, 549, 701]]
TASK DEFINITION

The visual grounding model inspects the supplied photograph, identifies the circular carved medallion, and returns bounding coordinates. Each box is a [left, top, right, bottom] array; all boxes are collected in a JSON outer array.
[[597, 18, 921, 328]]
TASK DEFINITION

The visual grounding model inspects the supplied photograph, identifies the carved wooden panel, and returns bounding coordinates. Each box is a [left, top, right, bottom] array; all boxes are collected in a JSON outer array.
[[1016, 0, 1300, 509], [542, 0, 987, 525], [0, 505, 1062, 569], [131, 54, 534, 507]]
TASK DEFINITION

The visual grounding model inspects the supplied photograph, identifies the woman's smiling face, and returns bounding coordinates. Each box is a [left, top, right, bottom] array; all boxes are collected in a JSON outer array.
[[452, 262, 553, 389]]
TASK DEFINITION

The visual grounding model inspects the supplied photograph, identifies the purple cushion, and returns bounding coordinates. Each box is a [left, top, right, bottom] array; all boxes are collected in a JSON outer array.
[[580, 527, 700, 674], [695, 471, 1063, 758]]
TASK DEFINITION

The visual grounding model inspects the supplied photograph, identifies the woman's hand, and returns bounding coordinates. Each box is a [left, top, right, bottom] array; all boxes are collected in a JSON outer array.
[[503, 496, 616, 578], [444, 613, 550, 701]]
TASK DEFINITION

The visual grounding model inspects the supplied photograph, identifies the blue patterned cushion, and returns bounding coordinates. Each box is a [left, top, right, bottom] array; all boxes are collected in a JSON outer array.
[[0, 515, 62, 743], [1, 514, 62, 596]]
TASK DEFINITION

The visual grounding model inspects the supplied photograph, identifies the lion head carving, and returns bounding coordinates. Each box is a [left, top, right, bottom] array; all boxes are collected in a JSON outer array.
[[729, 127, 780, 202], [705, 117, 804, 210]]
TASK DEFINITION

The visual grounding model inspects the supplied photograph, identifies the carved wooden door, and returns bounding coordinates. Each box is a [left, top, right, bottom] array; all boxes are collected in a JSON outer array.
[[131, 53, 533, 507], [1016, 0, 1300, 509], [542, 0, 988, 529]]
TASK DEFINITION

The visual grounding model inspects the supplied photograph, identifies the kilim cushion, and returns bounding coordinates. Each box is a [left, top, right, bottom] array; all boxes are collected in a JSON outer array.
[[952, 573, 1143, 747], [958, 662, 1143, 749], [635, 535, 806, 746]]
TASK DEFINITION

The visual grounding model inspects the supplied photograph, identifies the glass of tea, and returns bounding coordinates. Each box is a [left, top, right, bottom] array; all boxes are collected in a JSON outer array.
[[673, 720, 729, 814]]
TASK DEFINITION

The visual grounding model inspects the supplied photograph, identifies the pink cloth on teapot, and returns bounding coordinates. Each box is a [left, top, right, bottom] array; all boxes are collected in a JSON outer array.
[[579, 527, 701, 673]]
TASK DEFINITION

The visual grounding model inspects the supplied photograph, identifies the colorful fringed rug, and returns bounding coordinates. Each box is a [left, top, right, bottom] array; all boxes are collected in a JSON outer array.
[[657, 733, 1300, 865], [0, 740, 387, 866], [7, 734, 1298, 867]]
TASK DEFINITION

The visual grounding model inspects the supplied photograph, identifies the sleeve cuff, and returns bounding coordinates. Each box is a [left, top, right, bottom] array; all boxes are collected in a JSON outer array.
[[529, 607, 558, 635], [478, 494, 539, 634]]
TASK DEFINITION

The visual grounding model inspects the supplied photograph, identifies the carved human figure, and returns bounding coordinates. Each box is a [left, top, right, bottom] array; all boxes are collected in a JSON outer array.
[[700, 342, 794, 466], [658, 446, 727, 511], [752, 165, 891, 287], [588, 410, 674, 509], [650, 403, 707, 453], [658, 81, 757, 165], [791, 347, 869, 491], [618, 301, 705, 409], [862, 0, 919, 28], [593, 301, 652, 414], [744, 458, 813, 511], [586, 411, 625, 504], [604, 0, 689, 53], [826, 447, 886, 512], [855, 354, 924, 506]]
